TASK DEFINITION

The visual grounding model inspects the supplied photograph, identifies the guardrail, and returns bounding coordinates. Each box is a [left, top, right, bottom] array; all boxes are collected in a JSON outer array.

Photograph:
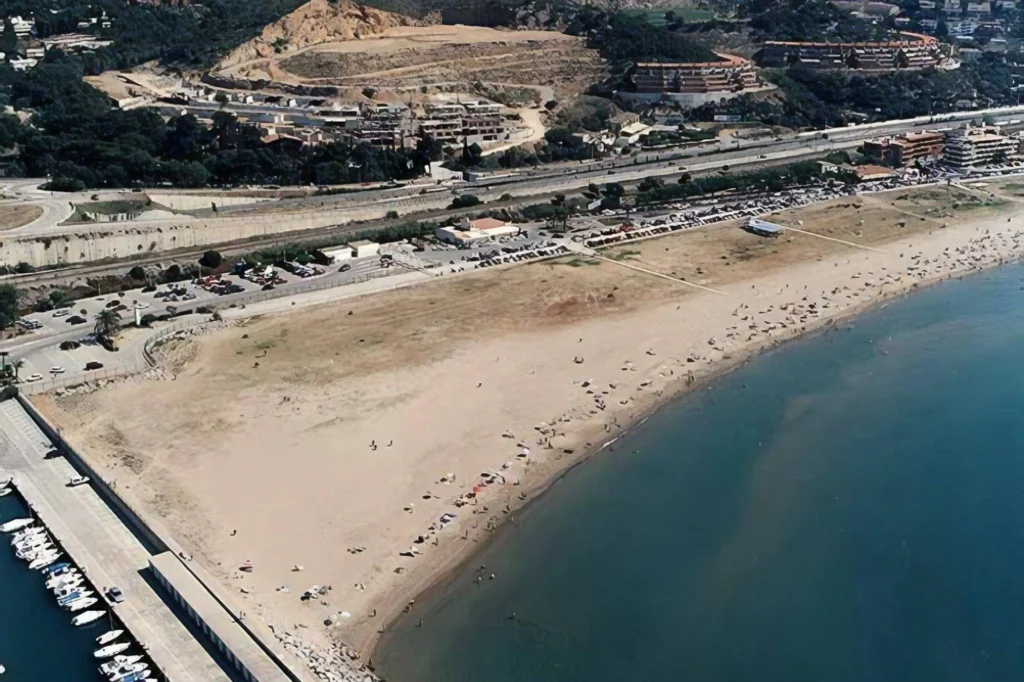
[[17, 364, 140, 396]]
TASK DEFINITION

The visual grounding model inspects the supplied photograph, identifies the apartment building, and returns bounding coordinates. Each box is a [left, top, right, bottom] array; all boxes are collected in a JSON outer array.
[[965, 1, 992, 18], [942, 126, 1017, 167], [8, 16, 33, 37], [418, 101, 508, 145], [757, 34, 946, 71], [633, 56, 760, 95], [864, 131, 945, 166]]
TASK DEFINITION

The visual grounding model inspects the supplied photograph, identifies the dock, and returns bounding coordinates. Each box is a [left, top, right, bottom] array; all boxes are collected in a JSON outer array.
[[0, 398, 234, 682]]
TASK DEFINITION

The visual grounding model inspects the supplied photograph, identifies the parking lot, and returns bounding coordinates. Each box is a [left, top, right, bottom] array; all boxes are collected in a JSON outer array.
[[7, 254, 391, 349], [573, 169, 938, 249]]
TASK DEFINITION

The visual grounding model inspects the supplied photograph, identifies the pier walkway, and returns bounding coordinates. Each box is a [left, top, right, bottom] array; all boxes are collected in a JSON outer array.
[[0, 398, 233, 682]]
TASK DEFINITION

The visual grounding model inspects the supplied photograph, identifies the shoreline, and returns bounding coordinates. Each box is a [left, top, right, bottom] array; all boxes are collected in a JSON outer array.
[[365, 235, 1024, 666]]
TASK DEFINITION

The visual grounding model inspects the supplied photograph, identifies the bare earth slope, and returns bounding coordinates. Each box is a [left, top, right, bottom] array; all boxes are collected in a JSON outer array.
[[219, 0, 423, 69]]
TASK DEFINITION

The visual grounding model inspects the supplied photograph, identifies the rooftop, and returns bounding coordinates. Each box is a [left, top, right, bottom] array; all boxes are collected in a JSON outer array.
[[469, 217, 506, 230]]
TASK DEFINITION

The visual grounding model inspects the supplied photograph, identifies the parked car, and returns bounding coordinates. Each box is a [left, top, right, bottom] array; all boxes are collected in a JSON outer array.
[[84, 361, 104, 371], [49, 366, 65, 374], [106, 586, 125, 604], [52, 309, 70, 318], [339, 264, 351, 272], [23, 374, 42, 382], [66, 316, 87, 325], [59, 341, 81, 351]]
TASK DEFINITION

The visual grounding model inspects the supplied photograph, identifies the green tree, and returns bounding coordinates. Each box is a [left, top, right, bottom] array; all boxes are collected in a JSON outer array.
[[199, 250, 223, 269], [10, 359, 23, 382], [93, 309, 121, 342], [1, 19, 17, 58], [0, 284, 18, 336], [47, 289, 71, 310], [551, 193, 573, 232]]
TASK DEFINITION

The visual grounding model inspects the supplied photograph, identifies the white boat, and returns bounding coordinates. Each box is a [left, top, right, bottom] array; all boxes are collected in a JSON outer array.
[[13, 527, 46, 542], [11, 530, 43, 546], [0, 489, 10, 497], [66, 596, 98, 612], [0, 518, 34, 533], [100, 655, 141, 675], [15, 534, 50, 550], [47, 566, 79, 581], [94, 641, 131, 659], [115, 663, 149, 679], [17, 544, 54, 561], [11, 527, 42, 542], [47, 572, 81, 589], [96, 630, 124, 646], [72, 610, 106, 627], [48, 574, 82, 590], [29, 551, 63, 570], [0, 663, 5, 674], [109, 663, 147, 679], [57, 589, 93, 603], [14, 536, 50, 552]]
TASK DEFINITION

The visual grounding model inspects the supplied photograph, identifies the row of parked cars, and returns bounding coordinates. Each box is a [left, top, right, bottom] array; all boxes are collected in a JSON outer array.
[[475, 243, 570, 268]]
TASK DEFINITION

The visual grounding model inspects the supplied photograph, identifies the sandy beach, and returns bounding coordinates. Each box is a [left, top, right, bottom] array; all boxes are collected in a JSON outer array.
[[32, 184, 1024, 679]]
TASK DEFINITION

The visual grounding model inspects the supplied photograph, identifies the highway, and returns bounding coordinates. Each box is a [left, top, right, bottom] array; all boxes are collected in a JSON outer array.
[[206, 103, 1024, 217], [2, 103, 1024, 283]]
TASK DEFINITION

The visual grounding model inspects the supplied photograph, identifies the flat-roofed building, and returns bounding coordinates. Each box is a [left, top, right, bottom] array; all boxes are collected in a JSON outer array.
[[943, 126, 1016, 167], [756, 32, 948, 71], [633, 53, 760, 95], [865, 131, 945, 166], [349, 239, 380, 258], [436, 217, 520, 245]]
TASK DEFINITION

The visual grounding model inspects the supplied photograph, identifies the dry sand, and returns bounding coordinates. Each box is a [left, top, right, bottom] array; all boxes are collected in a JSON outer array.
[[34, 187, 1024, 676]]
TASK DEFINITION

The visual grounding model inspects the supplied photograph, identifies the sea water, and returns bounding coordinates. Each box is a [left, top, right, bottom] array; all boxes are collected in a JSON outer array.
[[0, 493, 106, 680], [376, 263, 1024, 682]]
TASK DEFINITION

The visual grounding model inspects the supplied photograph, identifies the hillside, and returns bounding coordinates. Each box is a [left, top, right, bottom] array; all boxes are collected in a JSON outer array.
[[218, 0, 425, 68]]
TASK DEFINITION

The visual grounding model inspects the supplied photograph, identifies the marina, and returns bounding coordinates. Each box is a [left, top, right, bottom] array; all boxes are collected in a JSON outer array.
[[0, 478, 157, 680], [0, 399, 238, 682]]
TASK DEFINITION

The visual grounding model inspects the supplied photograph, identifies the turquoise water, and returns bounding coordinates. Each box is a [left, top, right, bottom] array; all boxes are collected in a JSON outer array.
[[0, 494, 106, 680], [376, 264, 1024, 682]]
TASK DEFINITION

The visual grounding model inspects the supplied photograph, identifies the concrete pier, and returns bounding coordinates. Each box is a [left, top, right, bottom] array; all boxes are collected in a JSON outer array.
[[0, 398, 233, 682]]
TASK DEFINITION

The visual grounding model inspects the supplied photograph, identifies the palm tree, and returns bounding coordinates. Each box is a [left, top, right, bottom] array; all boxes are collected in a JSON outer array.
[[11, 359, 23, 383], [94, 309, 121, 342], [551, 193, 572, 233]]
